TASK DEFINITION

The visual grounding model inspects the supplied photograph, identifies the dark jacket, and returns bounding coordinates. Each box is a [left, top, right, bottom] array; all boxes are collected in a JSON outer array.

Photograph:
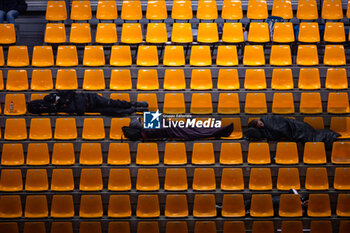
[[0, 0, 27, 14], [43, 90, 87, 115]]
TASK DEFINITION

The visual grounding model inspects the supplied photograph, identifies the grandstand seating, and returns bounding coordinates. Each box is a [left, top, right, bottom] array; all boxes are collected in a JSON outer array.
[[0, 0, 350, 232]]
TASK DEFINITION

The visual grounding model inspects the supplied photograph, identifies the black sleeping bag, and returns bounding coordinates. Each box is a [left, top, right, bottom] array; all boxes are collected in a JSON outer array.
[[244, 116, 340, 149]]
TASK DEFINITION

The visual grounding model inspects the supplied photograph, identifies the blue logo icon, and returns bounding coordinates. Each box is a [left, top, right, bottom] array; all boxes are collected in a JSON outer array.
[[143, 110, 161, 129]]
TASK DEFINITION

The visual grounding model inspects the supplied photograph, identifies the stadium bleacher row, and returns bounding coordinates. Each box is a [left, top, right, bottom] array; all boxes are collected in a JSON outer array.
[[1, 0, 350, 233]]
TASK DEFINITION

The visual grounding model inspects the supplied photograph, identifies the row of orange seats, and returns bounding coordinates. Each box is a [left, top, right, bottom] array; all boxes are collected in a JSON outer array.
[[46, 0, 347, 21], [42, 22, 350, 44], [1, 140, 349, 166], [1, 166, 349, 192], [1, 221, 349, 233], [1, 68, 349, 91], [1, 44, 347, 67], [0, 193, 349, 218]]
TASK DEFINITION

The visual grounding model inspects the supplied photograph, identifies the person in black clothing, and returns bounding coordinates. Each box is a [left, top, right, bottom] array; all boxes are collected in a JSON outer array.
[[27, 91, 148, 116], [0, 0, 27, 24]]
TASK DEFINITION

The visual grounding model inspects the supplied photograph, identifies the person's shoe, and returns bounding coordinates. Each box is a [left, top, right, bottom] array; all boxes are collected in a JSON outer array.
[[132, 101, 148, 108], [129, 117, 142, 129]]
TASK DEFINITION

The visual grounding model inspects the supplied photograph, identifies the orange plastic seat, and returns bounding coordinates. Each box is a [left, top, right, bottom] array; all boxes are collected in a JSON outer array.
[[310, 221, 332, 233], [25, 169, 48, 191], [137, 69, 159, 90], [325, 68, 348, 89], [24, 195, 48, 218], [217, 69, 239, 90], [70, 23, 91, 44], [249, 168, 272, 190], [121, 0, 142, 20], [303, 142, 326, 164], [96, 23, 117, 44], [272, 0, 293, 19], [108, 195, 132, 218], [32, 46, 54, 67], [44, 23, 66, 43], [6, 70, 28, 91], [80, 168, 103, 191], [80, 222, 102, 233], [220, 118, 243, 139], [163, 93, 186, 114], [217, 93, 240, 114], [136, 195, 160, 218], [297, 45, 319, 66], [164, 168, 188, 191], [247, 142, 270, 164], [7, 46, 29, 67], [222, 194, 245, 217], [277, 168, 300, 190], [121, 23, 143, 44], [252, 222, 274, 233], [272, 93, 294, 114], [197, 0, 217, 19], [0, 169, 23, 191], [222, 23, 244, 43], [308, 194, 331, 217], [23, 222, 46, 233], [248, 22, 269, 42], [29, 118, 52, 140], [110, 46, 132, 66], [51, 169, 74, 191], [0, 195, 22, 218], [279, 194, 302, 217], [194, 222, 216, 233], [193, 168, 216, 190], [190, 46, 212, 66], [0, 222, 18, 233], [193, 194, 217, 217], [172, 0, 193, 19], [109, 118, 131, 140], [332, 141, 350, 164], [110, 93, 130, 102], [322, 0, 343, 19], [305, 167, 329, 190], [334, 168, 350, 190], [0, 47, 4, 66], [164, 143, 187, 165], [192, 143, 214, 165], [4, 94, 26, 115], [271, 68, 294, 90], [108, 169, 131, 191], [298, 68, 320, 90], [298, 23, 320, 42], [165, 195, 188, 217], [163, 69, 186, 90], [324, 45, 346, 66], [197, 23, 218, 43], [31, 69, 53, 90], [54, 118, 77, 140], [223, 222, 245, 233], [96, 0, 118, 20], [56, 69, 78, 90], [190, 93, 213, 114], [337, 194, 350, 217], [216, 45, 238, 66], [339, 221, 350, 233], [82, 118, 105, 140], [80, 143, 103, 165], [247, 0, 268, 19], [107, 143, 131, 165], [324, 22, 345, 42], [221, 168, 244, 190], [243, 45, 265, 66], [110, 69, 132, 90], [83, 46, 105, 66], [297, 0, 318, 20], [273, 22, 294, 43], [163, 46, 185, 66], [281, 221, 303, 233], [51, 143, 75, 165], [0, 24, 16, 44], [304, 117, 324, 130], [137, 93, 158, 112], [137, 222, 159, 233], [330, 117, 350, 139], [250, 194, 274, 217], [244, 69, 266, 90], [82, 69, 105, 90], [136, 143, 159, 165], [220, 143, 242, 164], [244, 93, 267, 114], [327, 92, 349, 114], [146, 23, 167, 43], [191, 69, 212, 90], [4, 118, 27, 140], [270, 45, 292, 66], [137, 46, 159, 66], [299, 92, 322, 114], [221, 0, 243, 20], [56, 46, 78, 66], [46, 1, 67, 20], [275, 142, 298, 164], [70, 1, 91, 20], [136, 168, 159, 191], [146, 0, 167, 20], [79, 195, 103, 218], [50, 195, 74, 218], [171, 23, 193, 43]]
